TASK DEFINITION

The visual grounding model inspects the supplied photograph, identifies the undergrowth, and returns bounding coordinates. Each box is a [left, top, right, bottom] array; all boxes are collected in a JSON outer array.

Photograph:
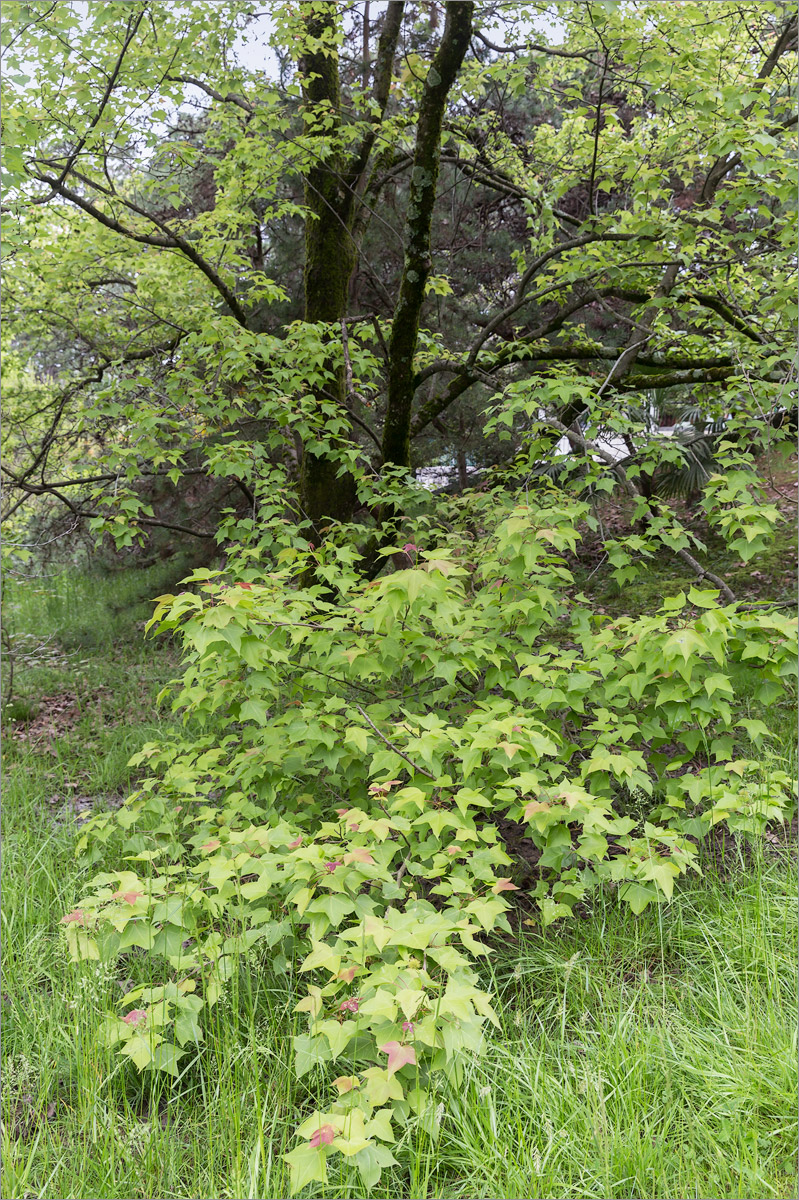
[[1, 551, 796, 1200]]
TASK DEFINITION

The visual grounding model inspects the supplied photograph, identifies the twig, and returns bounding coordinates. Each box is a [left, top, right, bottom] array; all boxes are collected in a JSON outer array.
[[395, 854, 411, 885], [340, 318, 355, 400], [587, 53, 609, 217], [354, 703, 436, 779], [339, 320, 383, 455]]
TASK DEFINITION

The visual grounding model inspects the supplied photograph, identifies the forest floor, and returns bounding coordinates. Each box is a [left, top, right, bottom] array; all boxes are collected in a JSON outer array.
[[2, 505, 797, 1200]]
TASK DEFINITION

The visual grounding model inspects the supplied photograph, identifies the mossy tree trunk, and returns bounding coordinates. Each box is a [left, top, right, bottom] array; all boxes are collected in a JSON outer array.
[[298, 2, 403, 534], [382, 2, 474, 468]]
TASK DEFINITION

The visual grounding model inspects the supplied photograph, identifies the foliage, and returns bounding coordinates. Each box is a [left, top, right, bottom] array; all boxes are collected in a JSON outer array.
[[67, 486, 796, 1191], [2, 1, 796, 547], [5, 663, 797, 1199]]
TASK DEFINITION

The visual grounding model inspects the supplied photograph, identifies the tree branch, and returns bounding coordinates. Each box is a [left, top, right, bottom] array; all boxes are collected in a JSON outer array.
[[354, 703, 436, 778], [166, 74, 255, 113], [700, 13, 798, 202], [31, 172, 249, 327], [343, 0, 404, 223], [530, 418, 736, 600]]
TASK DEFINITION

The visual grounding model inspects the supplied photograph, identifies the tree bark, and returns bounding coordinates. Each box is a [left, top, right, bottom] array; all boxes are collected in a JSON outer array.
[[298, 2, 404, 532], [382, 1, 474, 468]]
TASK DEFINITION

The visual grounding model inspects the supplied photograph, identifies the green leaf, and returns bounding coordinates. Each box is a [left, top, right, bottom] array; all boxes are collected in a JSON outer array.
[[120, 1032, 161, 1070], [619, 882, 658, 914], [284, 1143, 328, 1192], [344, 726, 369, 753], [352, 1143, 398, 1189], [293, 1033, 329, 1079], [150, 1041, 185, 1076]]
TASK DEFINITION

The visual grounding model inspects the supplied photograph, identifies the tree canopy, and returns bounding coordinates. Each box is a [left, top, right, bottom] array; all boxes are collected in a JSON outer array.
[[2, 0, 796, 562]]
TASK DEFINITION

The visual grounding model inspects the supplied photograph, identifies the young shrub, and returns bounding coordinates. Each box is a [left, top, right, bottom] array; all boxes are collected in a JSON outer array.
[[67, 488, 796, 1192]]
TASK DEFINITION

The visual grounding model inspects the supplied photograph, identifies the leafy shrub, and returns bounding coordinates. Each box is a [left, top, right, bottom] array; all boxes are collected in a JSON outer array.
[[67, 487, 796, 1192]]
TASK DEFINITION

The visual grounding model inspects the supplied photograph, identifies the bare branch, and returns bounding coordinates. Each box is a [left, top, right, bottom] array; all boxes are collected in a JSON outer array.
[[354, 703, 436, 779], [166, 74, 255, 113]]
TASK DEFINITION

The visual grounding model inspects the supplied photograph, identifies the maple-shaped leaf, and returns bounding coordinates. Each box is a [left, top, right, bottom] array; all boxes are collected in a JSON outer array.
[[380, 1041, 417, 1077], [121, 1009, 147, 1026], [333, 1075, 361, 1095], [499, 741, 523, 759], [60, 909, 86, 925], [112, 890, 143, 904], [523, 799, 551, 820], [309, 1124, 336, 1148], [200, 839, 221, 852], [344, 847, 375, 865], [491, 878, 519, 894], [337, 965, 358, 983], [288, 836, 303, 849]]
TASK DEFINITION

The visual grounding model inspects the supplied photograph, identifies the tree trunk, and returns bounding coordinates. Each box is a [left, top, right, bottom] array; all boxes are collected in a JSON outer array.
[[382, 2, 474, 468], [298, 2, 404, 533], [298, 5, 358, 532]]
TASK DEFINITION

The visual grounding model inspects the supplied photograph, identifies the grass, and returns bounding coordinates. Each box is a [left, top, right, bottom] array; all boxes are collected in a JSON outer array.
[[1, 557, 796, 1200]]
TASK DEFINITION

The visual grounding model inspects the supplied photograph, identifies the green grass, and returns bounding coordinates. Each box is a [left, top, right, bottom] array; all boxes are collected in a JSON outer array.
[[2, 560, 796, 1200]]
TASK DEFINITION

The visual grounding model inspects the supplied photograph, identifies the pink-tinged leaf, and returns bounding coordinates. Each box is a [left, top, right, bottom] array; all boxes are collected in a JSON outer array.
[[523, 800, 551, 820], [121, 1009, 147, 1026], [60, 910, 85, 925], [344, 847, 375, 865], [368, 779, 402, 796], [499, 741, 522, 759], [288, 836, 303, 849], [309, 1124, 336, 1148], [237, 582, 252, 590], [112, 890, 143, 905], [335, 807, 349, 817], [446, 844, 462, 856], [380, 1040, 417, 1077], [200, 839, 221, 852], [348, 823, 360, 832], [333, 1075, 360, 1094], [324, 860, 343, 873], [337, 965, 357, 984], [492, 878, 520, 894]]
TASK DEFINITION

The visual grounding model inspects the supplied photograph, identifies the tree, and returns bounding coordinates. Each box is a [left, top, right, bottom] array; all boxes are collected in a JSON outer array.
[[2, 1, 796, 568]]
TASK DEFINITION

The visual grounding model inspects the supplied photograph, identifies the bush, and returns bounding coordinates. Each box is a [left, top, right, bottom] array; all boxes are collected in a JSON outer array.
[[67, 487, 796, 1192]]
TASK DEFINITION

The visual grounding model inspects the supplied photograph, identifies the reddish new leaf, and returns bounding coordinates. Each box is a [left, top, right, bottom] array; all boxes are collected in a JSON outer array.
[[60, 910, 85, 925], [309, 1124, 336, 1148], [121, 1009, 147, 1026], [380, 1040, 417, 1077]]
